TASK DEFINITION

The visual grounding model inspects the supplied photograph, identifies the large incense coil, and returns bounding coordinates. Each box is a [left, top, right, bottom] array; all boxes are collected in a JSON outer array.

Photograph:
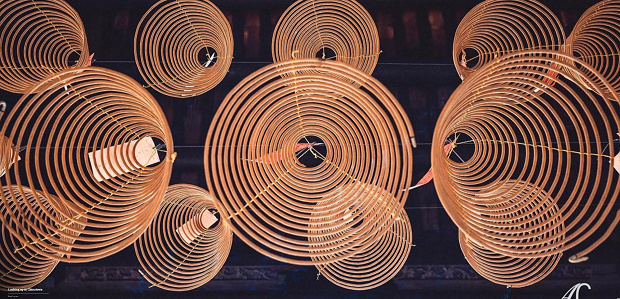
[[135, 184, 232, 291], [1, 186, 83, 291], [453, 0, 565, 80], [134, 0, 234, 98], [433, 50, 620, 259], [0, 67, 174, 263], [459, 231, 561, 288], [312, 199, 412, 291], [564, 0, 620, 101], [205, 59, 415, 265], [0, 0, 90, 94], [272, 0, 380, 75]]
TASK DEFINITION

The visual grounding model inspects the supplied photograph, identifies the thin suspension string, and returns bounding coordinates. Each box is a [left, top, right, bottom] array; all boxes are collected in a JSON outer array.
[[324, 50, 383, 61], [30, 0, 79, 55], [12, 141, 613, 151], [456, 137, 615, 159], [145, 231, 205, 288], [462, 42, 620, 64], [141, 62, 211, 90], [175, 0, 210, 57], [0, 249, 43, 279]]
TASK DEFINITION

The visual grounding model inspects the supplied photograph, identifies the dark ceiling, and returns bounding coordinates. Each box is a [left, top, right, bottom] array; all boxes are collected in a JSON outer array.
[[0, 0, 618, 298]]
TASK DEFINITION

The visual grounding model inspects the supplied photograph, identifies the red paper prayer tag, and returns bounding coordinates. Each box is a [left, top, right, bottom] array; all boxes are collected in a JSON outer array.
[[410, 142, 455, 190], [87, 53, 94, 66], [542, 63, 559, 87]]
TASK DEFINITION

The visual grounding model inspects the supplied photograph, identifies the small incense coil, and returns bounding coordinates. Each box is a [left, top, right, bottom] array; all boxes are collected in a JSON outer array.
[[1, 186, 83, 291], [0, 0, 90, 94], [272, 0, 380, 75], [453, 0, 565, 80], [564, 0, 620, 101], [134, 0, 234, 98], [0, 67, 174, 263], [451, 180, 565, 257], [433, 50, 620, 259], [312, 197, 412, 291], [459, 230, 561, 288], [205, 59, 415, 265], [135, 184, 232, 291]]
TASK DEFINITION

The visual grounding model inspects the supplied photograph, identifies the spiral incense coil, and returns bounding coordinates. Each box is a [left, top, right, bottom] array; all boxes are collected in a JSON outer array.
[[1, 186, 83, 291], [564, 0, 620, 101], [433, 50, 620, 259], [272, 0, 380, 75], [312, 202, 412, 291], [135, 184, 232, 291], [205, 59, 415, 265], [0, 0, 90, 94], [459, 231, 561, 288], [134, 0, 234, 98], [448, 179, 566, 258], [453, 0, 565, 80], [0, 67, 174, 263]]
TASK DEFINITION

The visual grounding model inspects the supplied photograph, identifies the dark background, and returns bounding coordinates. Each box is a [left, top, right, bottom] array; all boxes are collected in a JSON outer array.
[[1, 0, 618, 298]]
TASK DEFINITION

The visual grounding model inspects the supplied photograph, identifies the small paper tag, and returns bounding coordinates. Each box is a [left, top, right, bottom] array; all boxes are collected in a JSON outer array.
[[342, 208, 353, 223], [200, 209, 218, 230], [177, 210, 218, 244], [88, 137, 160, 182]]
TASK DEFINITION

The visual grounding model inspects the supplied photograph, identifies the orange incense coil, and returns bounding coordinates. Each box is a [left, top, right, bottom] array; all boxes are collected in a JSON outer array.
[[311, 195, 412, 291], [134, 0, 234, 98], [0, 66, 174, 263], [433, 50, 620, 260], [272, 0, 380, 75], [450, 180, 566, 258], [135, 184, 232, 291], [205, 59, 415, 265], [564, 0, 620, 101], [0, 0, 90, 94], [459, 230, 561, 288], [453, 0, 565, 80], [1, 186, 83, 291]]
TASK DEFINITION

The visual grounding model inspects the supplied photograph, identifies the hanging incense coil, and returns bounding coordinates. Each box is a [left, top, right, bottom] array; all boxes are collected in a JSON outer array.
[[0, 0, 90, 94], [205, 59, 415, 265], [312, 198, 412, 291], [134, 0, 234, 98], [1, 186, 83, 291], [433, 50, 620, 260], [564, 0, 620, 101], [453, 0, 565, 80], [459, 230, 561, 288], [135, 184, 232, 292], [272, 0, 380, 75], [0, 67, 174, 263], [445, 179, 566, 258]]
